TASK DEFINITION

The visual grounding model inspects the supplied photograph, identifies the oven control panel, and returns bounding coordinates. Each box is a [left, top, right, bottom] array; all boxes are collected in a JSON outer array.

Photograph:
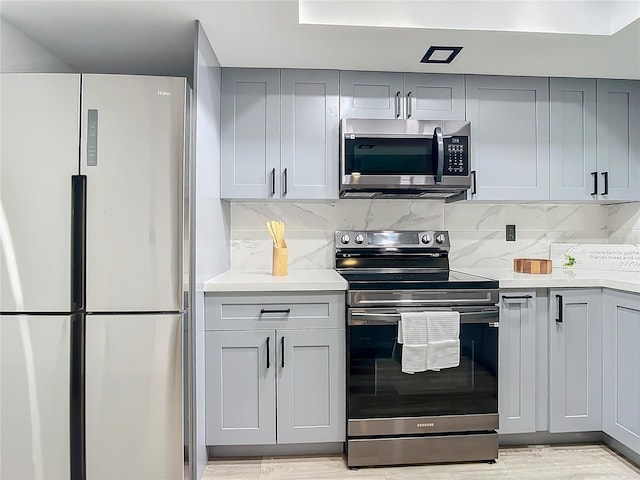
[[336, 230, 450, 249]]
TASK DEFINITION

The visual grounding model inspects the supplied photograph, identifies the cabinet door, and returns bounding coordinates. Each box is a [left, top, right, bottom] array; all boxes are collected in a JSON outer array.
[[339, 71, 403, 119], [596, 79, 640, 201], [276, 329, 345, 444], [205, 330, 276, 445], [466, 76, 550, 200], [499, 292, 536, 434], [281, 69, 339, 200], [603, 290, 640, 454], [404, 73, 465, 120], [221, 68, 280, 199], [548, 289, 602, 432], [549, 78, 597, 201]]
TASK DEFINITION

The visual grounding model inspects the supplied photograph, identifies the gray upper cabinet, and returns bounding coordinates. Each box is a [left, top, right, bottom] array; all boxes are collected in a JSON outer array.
[[221, 68, 339, 200], [276, 329, 345, 444], [498, 291, 537, 434], [403, 73, 465, 120], [340, 71, 465, 120], [549, 78, 598, 201], [281, 69, 339, 200], [596, 79, 640, 201], [339, 71, 403, 119], [548, 289, 602, 433], [603, 290, 640, 455], [221, 68, 280, 199], [466, 76, 550, 200]]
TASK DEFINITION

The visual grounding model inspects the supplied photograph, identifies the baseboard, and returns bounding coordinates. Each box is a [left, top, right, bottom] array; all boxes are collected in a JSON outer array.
[[208, 442, 345, 458], [603, 433, 640, 468], [499, 431, 604, 446]]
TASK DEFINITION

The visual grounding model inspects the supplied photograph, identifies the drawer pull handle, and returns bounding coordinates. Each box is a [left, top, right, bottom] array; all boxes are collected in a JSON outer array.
[[266, 337, 270, 369], [556, 295, 563, 323], [260, 308, 291, 314]]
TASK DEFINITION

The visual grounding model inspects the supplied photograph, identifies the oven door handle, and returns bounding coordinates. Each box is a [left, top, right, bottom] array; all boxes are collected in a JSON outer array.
[[348, 309, 499, 326]]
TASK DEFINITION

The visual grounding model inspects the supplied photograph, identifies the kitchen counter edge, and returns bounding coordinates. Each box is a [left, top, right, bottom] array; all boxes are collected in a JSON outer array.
[[203, 269, 348, 293], [456, 268, 640, 295]]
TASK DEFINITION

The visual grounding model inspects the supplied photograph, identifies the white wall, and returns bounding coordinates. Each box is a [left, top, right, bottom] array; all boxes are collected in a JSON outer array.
[[0, 18, 74, 73], [192, 20, 229, 479], [230, 201, 609, 270]]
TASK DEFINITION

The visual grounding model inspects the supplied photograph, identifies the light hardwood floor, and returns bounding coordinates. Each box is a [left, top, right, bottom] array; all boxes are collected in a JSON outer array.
[[204, 444, 640, 479]]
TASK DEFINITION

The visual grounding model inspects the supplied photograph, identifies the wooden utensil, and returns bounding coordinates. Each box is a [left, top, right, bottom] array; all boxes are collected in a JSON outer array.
[[266, 221, 277, 246]]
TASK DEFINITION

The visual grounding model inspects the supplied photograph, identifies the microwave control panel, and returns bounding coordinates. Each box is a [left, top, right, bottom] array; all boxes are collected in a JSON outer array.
[[443, 136, 469, 176]]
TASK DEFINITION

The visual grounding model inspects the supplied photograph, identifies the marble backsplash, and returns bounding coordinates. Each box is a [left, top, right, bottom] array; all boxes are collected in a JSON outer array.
[[230, 200, 616, 270], [608, 202, 640, 244]]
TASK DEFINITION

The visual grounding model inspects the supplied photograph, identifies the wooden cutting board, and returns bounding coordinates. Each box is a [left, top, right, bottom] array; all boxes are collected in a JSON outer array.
[[513, 258, 552, 274]]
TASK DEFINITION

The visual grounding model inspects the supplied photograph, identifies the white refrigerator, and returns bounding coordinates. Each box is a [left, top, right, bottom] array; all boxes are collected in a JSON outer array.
[[0, 73, 191, 479]]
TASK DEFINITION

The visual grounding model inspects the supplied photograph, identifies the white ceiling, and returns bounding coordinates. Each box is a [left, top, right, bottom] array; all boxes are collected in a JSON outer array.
[[1, 0, 639, 80]]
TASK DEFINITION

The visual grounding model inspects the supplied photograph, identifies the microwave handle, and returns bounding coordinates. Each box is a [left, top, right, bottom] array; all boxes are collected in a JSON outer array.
[[434, 126, 444, 183]]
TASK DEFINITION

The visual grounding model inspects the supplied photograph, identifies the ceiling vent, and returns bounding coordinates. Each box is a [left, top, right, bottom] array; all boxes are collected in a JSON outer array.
[[420, 46, 463, 64]]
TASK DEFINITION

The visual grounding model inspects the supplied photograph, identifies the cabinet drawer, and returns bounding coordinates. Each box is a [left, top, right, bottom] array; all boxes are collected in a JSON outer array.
[[205, 292, 345, 330]]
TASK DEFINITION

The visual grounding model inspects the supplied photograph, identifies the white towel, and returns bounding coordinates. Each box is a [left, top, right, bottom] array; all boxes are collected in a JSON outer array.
[[399, 312, 429, 374], [427, 340, 460, 370], [425, 311, 460, 371], [398, 311, 460, 373]]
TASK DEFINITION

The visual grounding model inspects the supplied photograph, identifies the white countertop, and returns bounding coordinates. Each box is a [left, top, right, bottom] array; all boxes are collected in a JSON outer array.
[[204, 267, 639, 294], [203, 269, 348, 293], [457, 267, 640, 294]]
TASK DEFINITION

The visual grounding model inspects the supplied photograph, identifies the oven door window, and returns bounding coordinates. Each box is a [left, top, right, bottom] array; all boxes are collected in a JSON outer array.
[[348, 322, 498, 419], [344, 137, 435, 175]]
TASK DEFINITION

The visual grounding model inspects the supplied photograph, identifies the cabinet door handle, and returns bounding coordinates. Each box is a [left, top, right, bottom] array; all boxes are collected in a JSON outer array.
[[591, 171, 598, 196], [283, 168, 288, 195], [271, 167, 276, 196], [266, 337, 270, 369], [406, 91, 413, 118], [471, 170, 477, 195], [556, 294, 563, 323], [602, 171, 609, 195], [281, 336, 285, 368], [395, 91, 401, 118], [260, 308, 291, 314]]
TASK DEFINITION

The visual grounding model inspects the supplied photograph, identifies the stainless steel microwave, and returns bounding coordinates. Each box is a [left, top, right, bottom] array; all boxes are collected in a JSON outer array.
[[340, 119, 471, 201]]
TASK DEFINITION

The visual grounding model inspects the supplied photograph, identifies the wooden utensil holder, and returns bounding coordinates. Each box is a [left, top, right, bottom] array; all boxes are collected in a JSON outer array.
[[272, 240, 288, 276]]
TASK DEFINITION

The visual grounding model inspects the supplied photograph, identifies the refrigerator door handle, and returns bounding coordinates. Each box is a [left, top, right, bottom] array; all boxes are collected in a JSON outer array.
[[71, 175, 87, 312]]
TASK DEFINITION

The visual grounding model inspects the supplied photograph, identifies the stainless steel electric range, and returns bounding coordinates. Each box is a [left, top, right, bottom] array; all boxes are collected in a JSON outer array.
[[335, 230, 500, 468]]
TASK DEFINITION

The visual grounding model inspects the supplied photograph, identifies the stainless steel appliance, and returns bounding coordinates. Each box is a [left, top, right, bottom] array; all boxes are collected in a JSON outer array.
[[335, 230, 499, 468], [340, 119, 471, 200], [0, 74, 191, 479]]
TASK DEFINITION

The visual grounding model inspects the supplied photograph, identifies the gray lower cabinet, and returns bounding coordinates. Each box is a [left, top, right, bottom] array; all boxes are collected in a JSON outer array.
[[275, 329, 345, 444], [603, 289, 640, 455], [205, 330, 276, 445], [205, 292, 346, 446], [498, 291, 537, 434], [548, 289, 602, 432]]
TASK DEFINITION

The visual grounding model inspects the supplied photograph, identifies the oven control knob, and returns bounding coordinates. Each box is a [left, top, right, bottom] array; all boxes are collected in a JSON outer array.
[[421, 234, 433, 244], [340, 234, 351, 245], [435, 233, 446, 244], [354, 234, 365, 244]]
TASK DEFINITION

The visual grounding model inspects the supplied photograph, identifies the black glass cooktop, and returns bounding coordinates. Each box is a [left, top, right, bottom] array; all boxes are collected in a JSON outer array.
[[338, 270, 499, 290]]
